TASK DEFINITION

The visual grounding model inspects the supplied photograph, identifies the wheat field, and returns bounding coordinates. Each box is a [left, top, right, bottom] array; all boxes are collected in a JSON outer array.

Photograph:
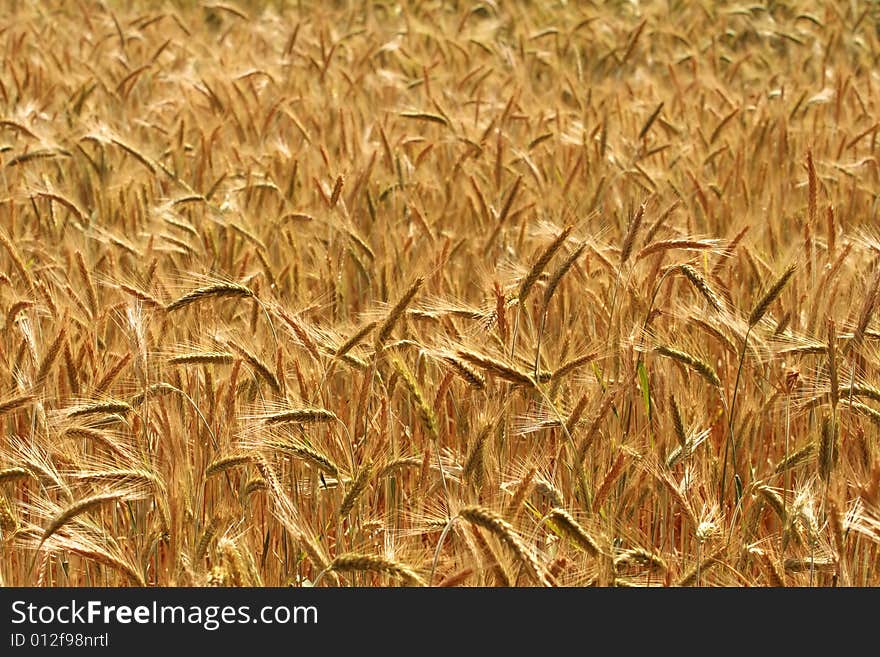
[[0, 0, 878, 588]]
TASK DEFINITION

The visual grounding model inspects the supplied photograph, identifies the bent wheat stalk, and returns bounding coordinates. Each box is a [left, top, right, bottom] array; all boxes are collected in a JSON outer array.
[[722, 263, 796, 505]]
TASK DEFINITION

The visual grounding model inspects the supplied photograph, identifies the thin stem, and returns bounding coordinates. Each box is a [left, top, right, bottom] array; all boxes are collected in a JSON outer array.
[[783, 393, 791, 539], [822, 412, 834, 522], [623, 265, 677, 439], [696, 540, 702, 587], [533, 310, 547, 382], [429, 515, 459, 586], [810, 540, 815, 587], [721, 324, 751, 505], [509, 303, 522, 359]]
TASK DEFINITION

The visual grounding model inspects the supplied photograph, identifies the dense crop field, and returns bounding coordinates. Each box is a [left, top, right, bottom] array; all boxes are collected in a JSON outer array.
[[0, 0, 878, 587]]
